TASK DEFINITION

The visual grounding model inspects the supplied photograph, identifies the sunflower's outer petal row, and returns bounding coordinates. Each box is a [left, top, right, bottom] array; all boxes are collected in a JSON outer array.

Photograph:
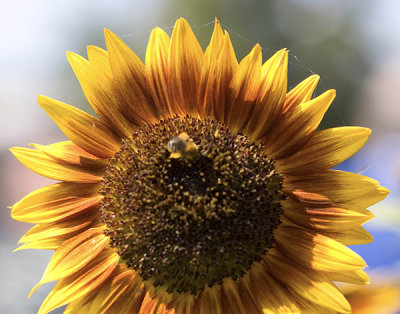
[[38, 249, 119, 314], [16, 209, 98, 251], [323, 226, 374, 246], [282, 74, 320, 114], [139, 292, 162, 314], [31, 142, 107, 175], [30, 227, 108, 296], [246, 49, 288, 141], [65, 266, 145, 314], [38, 95, 121, 158], [275, 127, 371, 175], [225, 44, 262, 133], [67, 49, 134, 138], [264, 88, 335, 159], [167, 292, 195, 314], [282, 212, 375, 246], [199, 30, 238, 122], [219, 277, 248, 313], [193, 285, 223, 314], [285, 170, 383, 206], [239, 261, 302, 313], [168, 18, 204, 116], [197, 18, 224, 118], [283, 199, 374, 232], [11, 182, 101, 224], [275, 226, 367, 273], [325, 269, 370, 285], [32, 141, 105, 164], [145, 27, 172, 117], [344, 185, 390, 209], [9, 147, 103, 183], [265, 248, 351, 313], [104, 29, 160, 125]]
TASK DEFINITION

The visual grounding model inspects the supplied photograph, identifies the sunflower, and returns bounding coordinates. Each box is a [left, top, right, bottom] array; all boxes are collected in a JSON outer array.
[[10, 18, 389, 313], [341, 283, 400, 314]]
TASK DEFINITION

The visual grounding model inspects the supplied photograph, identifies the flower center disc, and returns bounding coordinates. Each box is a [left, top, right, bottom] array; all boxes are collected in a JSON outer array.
[[100, 116, 284, 295]]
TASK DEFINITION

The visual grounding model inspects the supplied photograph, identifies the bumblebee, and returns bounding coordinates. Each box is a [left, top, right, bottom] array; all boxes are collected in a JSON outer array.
[[167, 132, 200, 160]]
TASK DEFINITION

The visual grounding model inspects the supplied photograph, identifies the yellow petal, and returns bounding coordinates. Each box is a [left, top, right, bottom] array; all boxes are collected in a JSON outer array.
[[264, 89, 335, 159], [219, 278, 247, 313], [10, 147, 102, 183], [38, 249, 119, 314], [197, 18, 224, 117], [323, 226, 374, 245], [31, 141, 107, 170], [265, 251, 351, 313], [276, 127, 371, 175], [345, 185, 390, 208], [139, 292, 161, 314], [283, 74, 320, 113], [145, 27, 172, 117], [168, 18, 203, 116], [225, 44, 262, 133], [199, 31, 238, 122], [194, 285, 223, 314], [283, 199, 374, 232], [285, 170, 382, 205], [89, 268, 143, 313], [11, 182, 101, 223], [325, 269, 370, 285], [67, 50, 134, 137], [104, 29, 159, 125], [246, 49, 288, 140], [15, 210, 99, 251], [240, 260, 302, 313], [275, 226, 367, 272], [38, 95, 121, 158], [31, 228, 108, 295], [13, 238, 62, 251]]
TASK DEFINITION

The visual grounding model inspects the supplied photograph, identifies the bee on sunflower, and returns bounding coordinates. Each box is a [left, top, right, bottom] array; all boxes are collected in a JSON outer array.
[[10, 18, 388, 313]]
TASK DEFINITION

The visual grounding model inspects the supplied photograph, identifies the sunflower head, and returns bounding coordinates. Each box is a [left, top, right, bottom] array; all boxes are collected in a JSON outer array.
[[10, 17, 388, 314], [100, 115, 284, 296]]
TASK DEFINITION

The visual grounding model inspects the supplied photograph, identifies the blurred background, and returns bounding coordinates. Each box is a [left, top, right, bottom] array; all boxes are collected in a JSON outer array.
[[1, 0, 399, 312]]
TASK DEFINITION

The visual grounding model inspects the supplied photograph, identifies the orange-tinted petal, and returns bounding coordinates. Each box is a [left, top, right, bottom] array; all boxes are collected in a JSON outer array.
[[15, 209, 99, 251], [246, 49, 288, 140], [38, 95, 121, 158], [199, 31, 238, 122], [11, 182, 101, 223], [105, 29, 159, 125], [31, 228, 108, 294], [145, 27, 172, 117], [89, 268, 144, 313], [276, 127, 371, 175], [38, 249, 119, 314], [31, 141, 106, 170], [282, 74, 320, 113], [264, 88, 335, 159], [283, 199, 374, 232], [193, 285, 223, 314], [168, 18, 203, 116], [67, 50, 134, 137], [10, 147, 102, 183], [225, 44, 262, 133], [197, 18, 224, 117]]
